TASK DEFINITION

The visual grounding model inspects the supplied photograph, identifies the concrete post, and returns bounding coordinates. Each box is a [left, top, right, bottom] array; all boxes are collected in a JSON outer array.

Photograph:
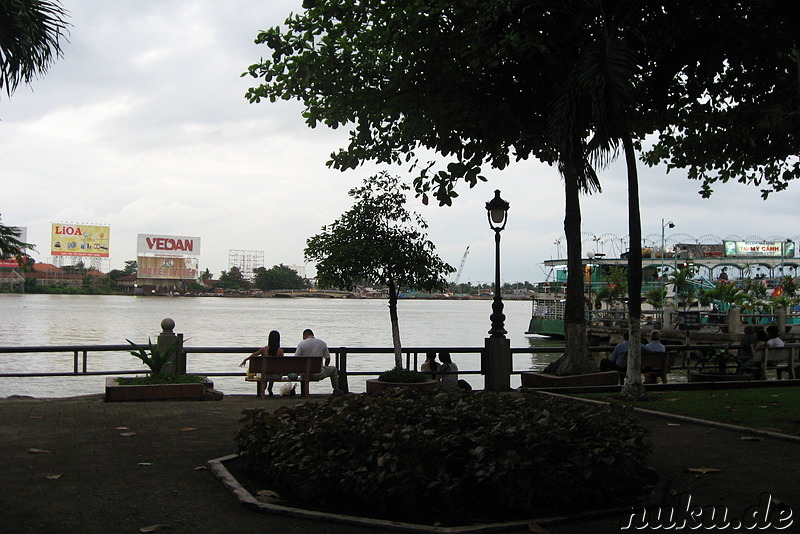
[[727, 306, 741, 336], [157, 318, 185, 375], [776, 305, 786, 334], [484, 336, 512, 391], [663, 304, 675, 331]]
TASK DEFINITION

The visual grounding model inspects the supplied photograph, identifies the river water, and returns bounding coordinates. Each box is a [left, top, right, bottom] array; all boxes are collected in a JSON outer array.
[[0, 294, 562, 398]]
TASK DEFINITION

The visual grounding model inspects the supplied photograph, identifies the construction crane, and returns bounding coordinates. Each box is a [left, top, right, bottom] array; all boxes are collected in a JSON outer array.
[[453, 246, 470, 286]]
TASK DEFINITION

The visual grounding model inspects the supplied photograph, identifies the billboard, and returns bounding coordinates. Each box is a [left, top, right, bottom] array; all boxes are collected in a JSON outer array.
[[137, 256, 198, 280], [137, 234, 201, 257], [724, 241, 795, 258], [51, 224, 110, 257]]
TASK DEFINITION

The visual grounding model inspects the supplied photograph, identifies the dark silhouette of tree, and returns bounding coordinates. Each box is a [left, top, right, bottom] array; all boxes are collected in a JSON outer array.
[[0, 0, 69, 97], [305, 173, 454, 368]]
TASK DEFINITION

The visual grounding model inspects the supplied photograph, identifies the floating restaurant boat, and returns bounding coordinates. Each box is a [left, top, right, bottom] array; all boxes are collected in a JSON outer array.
[[526, 236, 798, 339]]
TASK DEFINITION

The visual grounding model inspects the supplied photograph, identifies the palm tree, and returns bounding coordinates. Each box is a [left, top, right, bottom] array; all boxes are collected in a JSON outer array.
[[0, 215, 34, 262], [0, 0, 68, 97]]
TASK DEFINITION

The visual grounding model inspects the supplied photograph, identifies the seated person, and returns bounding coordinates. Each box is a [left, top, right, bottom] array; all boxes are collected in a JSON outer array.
[[742, 328, 769, 379], [600, 331, 630, 372], [438, 351, 459, 392], [240, 330, 284, 396], [420, 351, 439, 379], [642, 330, 667, 378], [766, 324, 785, 347], [643, 330, 666, 353], [294, 328, 344, 396]]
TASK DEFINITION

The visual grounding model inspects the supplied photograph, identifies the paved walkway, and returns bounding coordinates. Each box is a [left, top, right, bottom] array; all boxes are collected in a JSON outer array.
[[0, 393, 798, 534]]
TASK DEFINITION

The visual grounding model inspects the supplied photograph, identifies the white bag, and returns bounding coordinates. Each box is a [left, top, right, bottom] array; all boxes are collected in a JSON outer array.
[[279, 382, 297, 396]]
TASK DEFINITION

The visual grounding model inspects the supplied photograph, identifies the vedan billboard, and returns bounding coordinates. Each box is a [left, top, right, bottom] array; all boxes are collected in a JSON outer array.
[[724, 241, 795, 258], [51, 224, 110, 257], [137, 234, 201, 257], [137, 256, 198, 280]]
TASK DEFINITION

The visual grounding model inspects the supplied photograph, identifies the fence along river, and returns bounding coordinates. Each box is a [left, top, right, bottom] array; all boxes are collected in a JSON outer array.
[[0, 294, 556, 398]]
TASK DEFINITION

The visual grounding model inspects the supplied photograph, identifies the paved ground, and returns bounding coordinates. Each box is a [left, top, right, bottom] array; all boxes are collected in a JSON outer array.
[[0, 393, 798, 534]]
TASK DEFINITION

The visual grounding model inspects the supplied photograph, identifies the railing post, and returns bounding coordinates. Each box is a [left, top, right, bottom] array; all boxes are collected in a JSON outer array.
[[663, 304, 675, 331], [727, 306, 741, 336], [776, 305, 786, 334], [337, 350, 349, 393], [158, 318, 184, 375]]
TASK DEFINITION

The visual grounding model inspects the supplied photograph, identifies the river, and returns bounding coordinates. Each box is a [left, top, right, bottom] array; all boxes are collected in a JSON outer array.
[[0, 294, 562, 398]]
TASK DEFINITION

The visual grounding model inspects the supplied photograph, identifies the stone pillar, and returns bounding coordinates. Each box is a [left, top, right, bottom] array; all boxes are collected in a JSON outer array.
[[484, 336, 512, 391], [662, 304, 675, 331], [157, 318, 185, 375], [776, 305, 786, 334], [727, 306, 741, 336]]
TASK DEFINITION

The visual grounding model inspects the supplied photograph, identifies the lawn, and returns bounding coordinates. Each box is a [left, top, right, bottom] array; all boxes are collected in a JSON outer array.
[[574, 387, 800, 436]]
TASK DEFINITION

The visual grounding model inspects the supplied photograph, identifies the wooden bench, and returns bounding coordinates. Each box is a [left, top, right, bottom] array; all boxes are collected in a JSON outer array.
[[620, 350, 677, 384], [245, 356, 323, 397], [750, 347, 796, 379]]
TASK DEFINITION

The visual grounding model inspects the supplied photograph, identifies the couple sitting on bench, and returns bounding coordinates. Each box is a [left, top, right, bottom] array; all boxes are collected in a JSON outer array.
[[240, 328, 343, 397], [600, 330, 670, 382]]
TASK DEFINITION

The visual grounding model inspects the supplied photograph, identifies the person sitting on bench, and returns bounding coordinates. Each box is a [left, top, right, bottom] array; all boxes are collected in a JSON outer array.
[[240, 329, 284, 396]]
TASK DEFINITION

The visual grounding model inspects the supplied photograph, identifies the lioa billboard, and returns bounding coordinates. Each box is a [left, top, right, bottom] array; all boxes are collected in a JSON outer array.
[[51, 224, 110, 258]]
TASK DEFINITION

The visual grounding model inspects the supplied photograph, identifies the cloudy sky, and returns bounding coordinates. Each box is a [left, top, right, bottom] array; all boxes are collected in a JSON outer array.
[[2, 1, 798, 285]]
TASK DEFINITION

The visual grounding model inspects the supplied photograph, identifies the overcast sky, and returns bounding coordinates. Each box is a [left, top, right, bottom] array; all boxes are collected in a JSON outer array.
[[2, 1, 798, 285]]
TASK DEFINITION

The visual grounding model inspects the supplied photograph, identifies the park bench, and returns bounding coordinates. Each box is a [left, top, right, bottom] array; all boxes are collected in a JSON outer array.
[[620, 350, 677, 384], [750, 346, 796, 380], [245, 356, 323, 397]]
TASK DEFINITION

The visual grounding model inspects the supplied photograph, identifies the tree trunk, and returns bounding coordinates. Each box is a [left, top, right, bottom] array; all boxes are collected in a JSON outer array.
[[387, 279, 403, 368], [549, 167, 596, 375], [621, 134, 645, 401]]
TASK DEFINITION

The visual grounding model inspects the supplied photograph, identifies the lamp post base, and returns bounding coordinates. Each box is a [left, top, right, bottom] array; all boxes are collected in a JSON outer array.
[[484, 336, 512, 391]]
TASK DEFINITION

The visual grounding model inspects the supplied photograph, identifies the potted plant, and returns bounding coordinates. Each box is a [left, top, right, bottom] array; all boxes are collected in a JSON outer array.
[[105, 338, 219, 401], [365, 367, 438, 394]]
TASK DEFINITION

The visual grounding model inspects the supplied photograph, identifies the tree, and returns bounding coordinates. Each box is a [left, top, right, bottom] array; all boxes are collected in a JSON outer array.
[[305, 173, 454, 368], [217, 266, 248, 290], [0, 0, 69, 97], [254, 264, 310, 291], [669, 265, 697, 312], [0, 215, 34, 265], [643, 2, 800, 199], [123, 260, 137, 275], [199, 268, 213, 281], [246, 0, 799, 388], [245, 0, 599, 375]]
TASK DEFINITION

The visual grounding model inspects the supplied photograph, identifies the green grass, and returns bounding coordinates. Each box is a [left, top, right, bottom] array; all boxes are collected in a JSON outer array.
[[575, 387, 800, 436]]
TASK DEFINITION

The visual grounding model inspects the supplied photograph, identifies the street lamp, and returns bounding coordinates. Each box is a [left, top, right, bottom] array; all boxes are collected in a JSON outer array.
[[486, 189, 509, 338], [661, 219, 675, 290]]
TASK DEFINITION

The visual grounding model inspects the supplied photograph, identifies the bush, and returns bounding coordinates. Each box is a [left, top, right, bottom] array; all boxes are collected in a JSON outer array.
[[377, 367, 428, 383], [234, 390, 652, 525]]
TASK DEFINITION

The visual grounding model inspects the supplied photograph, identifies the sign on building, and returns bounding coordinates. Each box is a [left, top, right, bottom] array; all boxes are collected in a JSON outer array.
[[724, 241, 794, 258], [137, 233, 201, 280]]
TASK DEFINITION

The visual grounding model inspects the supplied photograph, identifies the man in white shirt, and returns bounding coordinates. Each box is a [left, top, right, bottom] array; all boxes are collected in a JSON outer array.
[[294, 329, 343, 395]]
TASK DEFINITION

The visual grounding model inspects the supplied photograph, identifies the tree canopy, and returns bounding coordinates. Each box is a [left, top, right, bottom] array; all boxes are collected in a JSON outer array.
[[0, 0, 69, 97], [305, 172, 454, 366], [254, 264, 310, 290], [0, 215, 34, 264], [247, 0, 800, 384]]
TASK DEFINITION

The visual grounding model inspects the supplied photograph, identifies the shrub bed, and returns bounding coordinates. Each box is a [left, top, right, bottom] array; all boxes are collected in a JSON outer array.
[[234, 390, 652, 526]]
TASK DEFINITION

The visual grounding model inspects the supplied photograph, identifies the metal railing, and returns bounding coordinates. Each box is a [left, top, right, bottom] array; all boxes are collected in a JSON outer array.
[[5, 342, 789, 391]]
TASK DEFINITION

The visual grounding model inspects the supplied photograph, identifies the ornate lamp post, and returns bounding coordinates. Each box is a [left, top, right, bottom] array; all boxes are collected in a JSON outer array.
[[484, 190, 511, 391], [660, 219, 674, 290], [486, 190, 510, 337]]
